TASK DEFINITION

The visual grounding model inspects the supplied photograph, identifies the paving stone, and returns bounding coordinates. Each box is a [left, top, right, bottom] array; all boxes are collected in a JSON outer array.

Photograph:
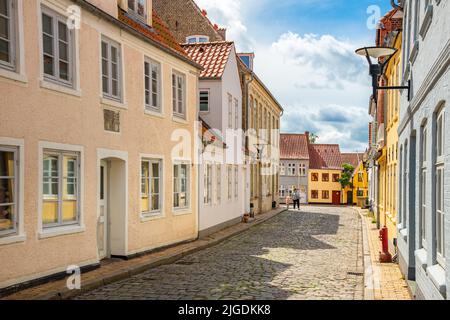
[[75, 207, 364, 300]]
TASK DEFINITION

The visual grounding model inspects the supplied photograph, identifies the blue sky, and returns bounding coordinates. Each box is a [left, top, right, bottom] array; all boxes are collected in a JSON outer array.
[[196, 0, 393, 152]]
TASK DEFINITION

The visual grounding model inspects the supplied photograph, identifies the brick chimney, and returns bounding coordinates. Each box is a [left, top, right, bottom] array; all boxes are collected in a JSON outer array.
[[305, 131, 310, 144], [218, 28, 227, 40]]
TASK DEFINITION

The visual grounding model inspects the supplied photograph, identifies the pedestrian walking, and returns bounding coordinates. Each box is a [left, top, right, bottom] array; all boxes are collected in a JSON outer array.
[[292, 188, 301, 210]]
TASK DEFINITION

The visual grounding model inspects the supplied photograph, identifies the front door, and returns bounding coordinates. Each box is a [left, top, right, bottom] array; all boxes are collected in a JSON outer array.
[[347, 191, 353, 205], [98, 160, 108, 259], [332, 191, 341, 205]]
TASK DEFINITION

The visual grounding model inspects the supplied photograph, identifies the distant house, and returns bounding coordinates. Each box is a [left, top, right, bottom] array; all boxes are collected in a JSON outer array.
[[341, 153, 368, 207], [279, 133, 310, 204], [308, 144, 343, 205]]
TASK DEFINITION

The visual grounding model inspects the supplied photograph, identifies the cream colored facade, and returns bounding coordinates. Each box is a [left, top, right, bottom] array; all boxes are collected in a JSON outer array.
[[246, 75, 282, 214], [0, 0, 200, 290]]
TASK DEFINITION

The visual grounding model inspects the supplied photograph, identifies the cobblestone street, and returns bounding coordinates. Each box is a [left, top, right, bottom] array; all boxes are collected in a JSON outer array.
[[76, 206, 363, 300]]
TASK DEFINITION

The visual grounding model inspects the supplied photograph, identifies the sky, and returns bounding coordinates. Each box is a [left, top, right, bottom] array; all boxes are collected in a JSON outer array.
[[195, 0, 392, 152]]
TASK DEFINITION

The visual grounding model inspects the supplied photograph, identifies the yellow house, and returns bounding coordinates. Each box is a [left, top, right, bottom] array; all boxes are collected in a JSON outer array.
[[0, 0, 201, 291], [308, 144, 343, 205], [383, 32, 402, 241], [341, 153, 368, 207], [239, 57, 283, 214]]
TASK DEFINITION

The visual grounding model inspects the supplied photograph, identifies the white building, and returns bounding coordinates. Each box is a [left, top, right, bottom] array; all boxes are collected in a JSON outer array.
[[183, 41, 247, 237], [396, 0, 449, 299]]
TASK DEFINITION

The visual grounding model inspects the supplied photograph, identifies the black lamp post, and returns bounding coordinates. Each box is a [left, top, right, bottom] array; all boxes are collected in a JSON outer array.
[[355, 46, 411, 102]]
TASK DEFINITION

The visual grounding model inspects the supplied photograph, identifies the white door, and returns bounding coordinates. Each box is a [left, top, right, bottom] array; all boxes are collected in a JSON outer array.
[[98, 160, 108, 259]]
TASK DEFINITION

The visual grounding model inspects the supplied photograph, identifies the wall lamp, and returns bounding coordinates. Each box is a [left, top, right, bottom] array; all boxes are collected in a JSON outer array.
[[355, 46, 411, 102]]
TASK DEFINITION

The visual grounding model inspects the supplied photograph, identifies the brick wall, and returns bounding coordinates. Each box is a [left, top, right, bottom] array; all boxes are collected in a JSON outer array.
[[152, 0, 224, 43]]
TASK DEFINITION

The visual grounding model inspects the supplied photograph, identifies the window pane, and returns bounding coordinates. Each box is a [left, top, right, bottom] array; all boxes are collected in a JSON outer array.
[[128, 0, 135, 11], [0, 205, 14, 232], [43, 200, 58, 224], [137, 0, 145, 16], [43, 54, 54, 76], [0, 178, 14, 204], [42, 14, 53, 35], [0, 16, 8, 40], [59, 61, 68, 80], [0, 0, 8, 16], [101, 42, 108, 59], [58, 21, 67, 42], [0, 150, 14, 177], [59, 41, 68, 61], [152, 163, 159, 178], [111, 46, 117, 63], [151, 195, 159, 211], [0, 39, 9, 63], [62, 200, 77, 222]]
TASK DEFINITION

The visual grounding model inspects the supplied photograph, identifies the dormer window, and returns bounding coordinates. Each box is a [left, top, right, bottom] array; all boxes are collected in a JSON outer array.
[[128, 0, 146, 21], [186, 35, 209, 44]]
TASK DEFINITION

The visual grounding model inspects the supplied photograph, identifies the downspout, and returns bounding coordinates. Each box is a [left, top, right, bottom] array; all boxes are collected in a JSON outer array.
[[244, 72, 254, 213]]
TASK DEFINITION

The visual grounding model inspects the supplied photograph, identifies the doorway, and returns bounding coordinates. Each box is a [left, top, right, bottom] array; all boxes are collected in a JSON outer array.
[[332, 191, 341, 205], [97, 153, 128, 260], [347, 191, 353, 205]]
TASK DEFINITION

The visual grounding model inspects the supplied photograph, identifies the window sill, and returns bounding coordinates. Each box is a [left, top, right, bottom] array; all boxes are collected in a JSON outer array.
[[0, 234, 26, 246], [415, 248, 427, 270], [0, 68, 28, 84], [427, 264, 446, 297], [172, 115, 188, 125], [40, 80, 81, 97], [101, 97, 127, 110], [172, 209, 192, 216], [140, 212, 165, 222], [38, 225, 85, 239], [144, 109, 165, 119]]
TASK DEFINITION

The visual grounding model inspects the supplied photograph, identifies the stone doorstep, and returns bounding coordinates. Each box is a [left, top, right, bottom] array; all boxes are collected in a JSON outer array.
[[4, 208, 287, 300]]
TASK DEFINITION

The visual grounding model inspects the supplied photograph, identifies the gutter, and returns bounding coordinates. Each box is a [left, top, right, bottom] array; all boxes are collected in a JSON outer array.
[[72, 0, 203, 70]]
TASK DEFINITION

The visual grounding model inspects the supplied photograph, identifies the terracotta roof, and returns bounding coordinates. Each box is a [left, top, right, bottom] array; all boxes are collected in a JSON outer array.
[[280, 134, 309, 160], [309, 144, 343, 170], [118, 8, 190, 59], [182, 41, 234, 79], [341, 153, 364, 168]]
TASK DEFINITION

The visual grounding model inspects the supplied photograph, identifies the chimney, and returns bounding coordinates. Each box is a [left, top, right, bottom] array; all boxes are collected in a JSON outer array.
[[201, 9, 207, 16], [305, 131, 310, 144], [218, 28, 227, 40]]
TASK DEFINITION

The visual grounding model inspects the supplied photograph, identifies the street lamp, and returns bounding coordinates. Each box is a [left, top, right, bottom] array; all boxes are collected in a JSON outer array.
[[355, 46, 411, 102]]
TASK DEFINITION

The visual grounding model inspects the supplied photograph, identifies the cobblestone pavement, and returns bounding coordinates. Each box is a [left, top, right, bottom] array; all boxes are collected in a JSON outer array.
[[76, 206, 364, 300]]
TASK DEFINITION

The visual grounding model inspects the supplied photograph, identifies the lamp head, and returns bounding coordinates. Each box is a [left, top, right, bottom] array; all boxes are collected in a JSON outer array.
[[355, 46, 397, 59]]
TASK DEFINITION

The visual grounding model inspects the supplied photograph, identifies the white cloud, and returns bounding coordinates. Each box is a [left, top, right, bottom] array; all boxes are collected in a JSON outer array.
[[193, 0, 372, 152]]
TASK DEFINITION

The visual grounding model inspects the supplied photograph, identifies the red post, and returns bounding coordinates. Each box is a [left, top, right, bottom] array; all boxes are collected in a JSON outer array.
[[379, 226, 392, 263]]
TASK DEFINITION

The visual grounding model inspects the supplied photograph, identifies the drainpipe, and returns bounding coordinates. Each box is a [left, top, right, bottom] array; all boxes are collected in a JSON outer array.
[[244, 72, 254, 213]]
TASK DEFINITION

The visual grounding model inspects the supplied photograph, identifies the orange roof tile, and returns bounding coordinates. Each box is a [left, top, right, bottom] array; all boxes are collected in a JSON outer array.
[[182, 41, 234, 79], [280, 134, 309, 160], [341, 153, 364, 168], [309, 144, 343, 170]]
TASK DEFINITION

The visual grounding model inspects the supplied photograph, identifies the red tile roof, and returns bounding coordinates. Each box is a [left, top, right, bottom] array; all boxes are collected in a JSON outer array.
[[182, 41, 234, 79], [341, 153, 364, 168], [309, 144, 343, 170], [118, 8, 190, 59], [280, 134, 309, 160]]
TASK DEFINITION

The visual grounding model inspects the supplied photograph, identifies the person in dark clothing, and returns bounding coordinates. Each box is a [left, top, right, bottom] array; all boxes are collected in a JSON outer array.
[[292, 188, 301, 210]]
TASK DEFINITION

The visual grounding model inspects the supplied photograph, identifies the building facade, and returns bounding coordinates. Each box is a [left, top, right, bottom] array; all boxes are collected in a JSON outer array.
[[0, 0, 200, 292], [279, 133, 310, 204], [308, 144, 343, 205], [182, 41, 246, 237], [341, 153, 368, 207], [396, 0, 449, 300]]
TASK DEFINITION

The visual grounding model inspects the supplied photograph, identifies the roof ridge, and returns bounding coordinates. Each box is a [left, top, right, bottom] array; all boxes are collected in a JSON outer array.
[[182, 40, 234, 46]]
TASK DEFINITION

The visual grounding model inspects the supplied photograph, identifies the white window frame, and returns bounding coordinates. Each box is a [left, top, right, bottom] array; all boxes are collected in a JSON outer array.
[[41, 6, 74, 87], [38, 142, 84, 239], [42, 149, 81, 229], [0, 0, 16, 71], [144, 57, 162, 113], [0, 138, 24, 245], [127, 0, 147, 22], [199, 89, 209, 113], [216, 164, 221, 204], [420, 125, 427, 248], [186, 35, 209, 44], [435, 107, 445, 266], [234, 166, 238, 199], [204, 163, 212, 205], [0, 144, 18, 237], [141, 158, 163, 217], [227, 165, 232, 200], [172, 70, 186, 119], [173, 162, 190, 211], [228, 94, 233, 129], [101, 36, 123, 102]]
